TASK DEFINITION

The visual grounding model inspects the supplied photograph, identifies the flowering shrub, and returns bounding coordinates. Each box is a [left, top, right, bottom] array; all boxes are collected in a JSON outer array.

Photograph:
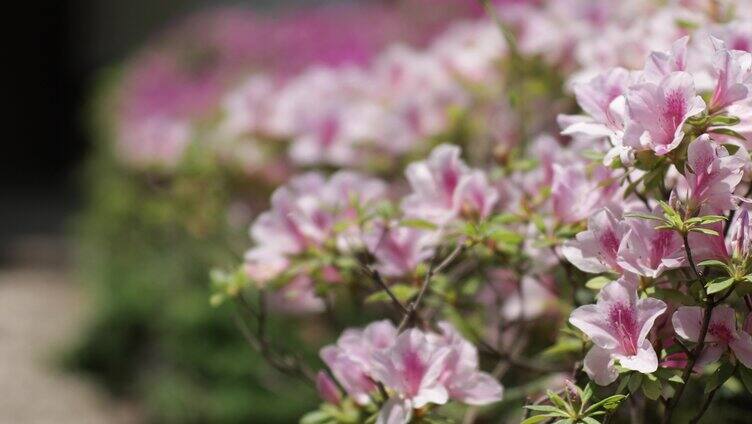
[[76, 0, 752, 422]]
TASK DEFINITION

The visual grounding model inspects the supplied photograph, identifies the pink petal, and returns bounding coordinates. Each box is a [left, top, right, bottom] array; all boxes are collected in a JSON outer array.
[[672, 306, 704, 342], [584, 345, 618, 386], [730, 332, 752, 368], [377, 398, 413, 424], [616, 339, 659, 374], [570, 304, 619, 350]]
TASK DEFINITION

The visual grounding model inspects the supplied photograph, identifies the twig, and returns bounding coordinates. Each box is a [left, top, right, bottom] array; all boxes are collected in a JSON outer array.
[[360, 264, 410, 315], [662, 234, 715, 424], [232, 295, 316, 384], [397, 243, 465, 332], [689, 384, 720, 424]]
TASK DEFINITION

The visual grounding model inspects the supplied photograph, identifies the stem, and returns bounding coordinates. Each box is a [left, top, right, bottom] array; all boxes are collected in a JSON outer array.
[[397, 244, 465, 332], [625, 171, 651, 210], [233, 294, 316, 384], [662, 233, 715, 424], [360, 264, 410, 315], [688, 385, 720, 424]]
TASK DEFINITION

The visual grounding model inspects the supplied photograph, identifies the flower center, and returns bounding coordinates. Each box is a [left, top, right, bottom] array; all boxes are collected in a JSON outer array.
[[609, 303, 639, 356], [708, 323, 736, 344]]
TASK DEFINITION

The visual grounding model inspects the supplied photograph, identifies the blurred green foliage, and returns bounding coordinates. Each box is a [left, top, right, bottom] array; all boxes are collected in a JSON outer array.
[[66, 76, 318, 423]]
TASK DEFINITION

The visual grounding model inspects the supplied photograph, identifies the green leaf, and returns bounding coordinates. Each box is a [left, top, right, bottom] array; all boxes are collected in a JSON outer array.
[[524, 405, 566, 413], [581, 383, 594, 407], [586, 394, 627, 413], [628, 373, 643, 394], [709, 115, 741, 126], [300, 410, 332, 424], [365, 284, 418, 304], [642, 376, 662, 400], [653, 288, 696, 306], [581, 417, 601, 424], [624, 212, 665, 222], [490, 213, 521, 224], [698, 259, 730, 269], [585, 276, 612, 290], [711, 127, 747, 140], [541, 338, 583, 357], [488, 227, 524, 245], [522, 414, 562, 424], [400, 219, 438, 230], [689, 227, 719, 236], [706, 361, 736, 393], [548, 390, 574, 415], [738, 366, 752, 394], [706, 277, 735, 295]]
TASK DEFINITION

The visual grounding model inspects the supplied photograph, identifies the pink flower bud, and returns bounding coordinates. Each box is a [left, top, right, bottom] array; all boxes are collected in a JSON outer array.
[[316, 371, 342, 405]]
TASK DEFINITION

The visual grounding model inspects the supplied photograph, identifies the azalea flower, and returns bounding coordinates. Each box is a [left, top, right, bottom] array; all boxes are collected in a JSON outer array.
[[569, 278, 667, 385], [673, 305, 752, 368], [372, 329, 451, 423], [430, 322, 504, 405], [674, 135, 747, 213], [560, 67, 632, 142], [364, 222, 437, 277], [622, 71, 706, 155], [551, 164, 619, 224], [401, 144, 499, 225], [320, 320, 398, 405], [708, 47, 751, 113], [642, 36, 689, 83], [616, 211, 685, 278], [562, 204, 630, 274]]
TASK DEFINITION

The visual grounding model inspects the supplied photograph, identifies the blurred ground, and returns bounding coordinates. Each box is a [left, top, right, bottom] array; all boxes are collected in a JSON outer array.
[[0, 252, 141, 424]]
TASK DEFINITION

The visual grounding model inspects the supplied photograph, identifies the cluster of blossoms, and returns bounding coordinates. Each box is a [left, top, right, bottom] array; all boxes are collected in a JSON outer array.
[[102, 0, 752, 422], [111, 0, 752, 176], [318, 320, 503, 423]]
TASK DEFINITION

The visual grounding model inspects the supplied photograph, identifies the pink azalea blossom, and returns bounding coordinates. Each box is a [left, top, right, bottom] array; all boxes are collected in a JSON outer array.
[[401, 144, 499, 225], [245, 171, 385, 284], [672, 305, 752, 368], [569, 278, 667, 385], [708, 47, 751, 112], [551, 164, 619, 224], [320, 320, 398, 405], [429, 20, 506, 84], [364, 222, 437, 277], [266, 275, 325, 314], [430, 322, 504, 405], [561, 67, 632, 142], [686, 202, 752, 263], [623, 71, 706, 155], [562, 204, 630, 274], [674, 135, 747, 213], [616, 210, 685, 278], [642, 36, 689, 83], [372, 329, 451, 422], [729, 203, 752, 259], [117, 117, 191, 169]]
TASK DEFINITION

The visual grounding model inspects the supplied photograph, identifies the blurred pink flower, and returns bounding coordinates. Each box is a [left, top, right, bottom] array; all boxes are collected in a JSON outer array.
[[673, 305, 752, 368], [402, 144, 499, 225]]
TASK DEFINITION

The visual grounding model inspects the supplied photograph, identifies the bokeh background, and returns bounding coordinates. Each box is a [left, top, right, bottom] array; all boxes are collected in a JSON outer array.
[[6, 1, 481, 423]]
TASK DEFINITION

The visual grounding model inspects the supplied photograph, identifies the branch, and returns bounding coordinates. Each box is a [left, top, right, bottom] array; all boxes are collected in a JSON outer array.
[[397, 243, 465, 332], [359, 263, 410, 315], [662, 233, 715, 424], [232, 295, 316, 384]]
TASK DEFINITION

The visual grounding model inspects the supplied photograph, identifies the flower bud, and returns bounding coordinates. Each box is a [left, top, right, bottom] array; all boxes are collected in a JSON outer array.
[[316, 371, 342, 405], [730, 206, 752, 260]]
